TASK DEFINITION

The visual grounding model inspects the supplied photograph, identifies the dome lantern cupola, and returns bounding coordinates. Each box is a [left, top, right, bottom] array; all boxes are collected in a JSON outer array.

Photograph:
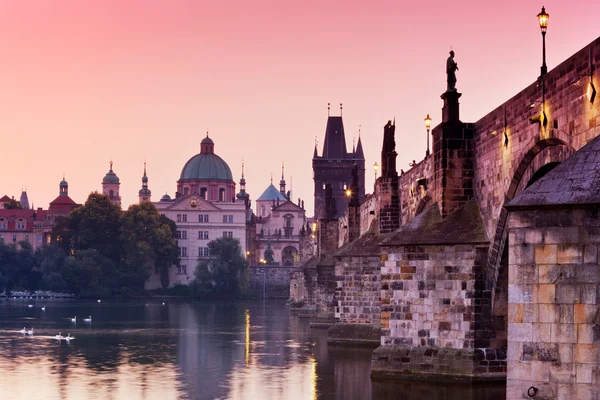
[[201, 132, 214, 154]]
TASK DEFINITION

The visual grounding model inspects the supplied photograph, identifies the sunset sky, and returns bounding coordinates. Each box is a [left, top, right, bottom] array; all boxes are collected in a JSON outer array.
[[1, 0, 598, 215]]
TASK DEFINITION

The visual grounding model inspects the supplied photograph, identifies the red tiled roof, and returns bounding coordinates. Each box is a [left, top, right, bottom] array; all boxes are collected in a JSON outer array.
[[0, 195, 11, 202]]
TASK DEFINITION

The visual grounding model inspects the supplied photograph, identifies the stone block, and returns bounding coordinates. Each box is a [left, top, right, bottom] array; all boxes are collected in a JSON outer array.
[[538, 304, 559, 323], [544, 227, 580, 244], [536, 284, 556, 304], [538, 264, 576, 284], [574, 304, 597, 324], [508, 284, 533, 303], [508, 263, 537, 285], [531, 360, 550, 382], [524, 228, 544, 244], [551, 323, 577, 344], [535, 245, 557, 264], [549, 363, 576, 384], [559, 305, 574, 324], [575, 344, 599, 364], [509, 243, 534, 265], [508, 322, 532, 342], [576, 364, 594, 384], [557, 244, 584, 265], [533, 323, 552, 343], [507, 360, 532, 380], [577, 324, 597, 345], [558, 343, 574, 364], [583, 244, 598, 264], [555, 284, 579, 304]]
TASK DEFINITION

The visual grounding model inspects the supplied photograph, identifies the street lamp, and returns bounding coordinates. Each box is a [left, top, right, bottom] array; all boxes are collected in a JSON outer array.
[[424, 114, 432, 157], [373, 162, 379, 181], [537, 6, 549, 76]]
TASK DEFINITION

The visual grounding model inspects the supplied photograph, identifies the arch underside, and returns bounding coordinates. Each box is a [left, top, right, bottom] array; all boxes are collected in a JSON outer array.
[[487, 138, 575, 307]]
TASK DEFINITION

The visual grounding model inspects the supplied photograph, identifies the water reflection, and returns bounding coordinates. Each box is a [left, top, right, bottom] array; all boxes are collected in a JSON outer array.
[[0, 299, 505, 399]]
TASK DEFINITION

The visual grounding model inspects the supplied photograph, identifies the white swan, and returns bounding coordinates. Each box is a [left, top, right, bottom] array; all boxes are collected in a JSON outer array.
[[26, 328, 33, 335], [83, 315, 92, 322], [71, 316, 77, 323], [65, 334, 71, 343], [41, 306, 46, 311], [162, 302, 165, 306], [55, 332, 62, 340], [27, 304, 33, 308], [97, 299, 101, 303], [19, 327, 26, 334]]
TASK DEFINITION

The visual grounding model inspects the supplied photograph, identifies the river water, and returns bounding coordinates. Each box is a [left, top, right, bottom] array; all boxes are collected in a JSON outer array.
[[0, 299, 505, 400]]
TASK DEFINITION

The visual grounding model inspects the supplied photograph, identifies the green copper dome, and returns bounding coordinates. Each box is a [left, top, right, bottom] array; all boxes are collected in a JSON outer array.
[[60, 179, 68, 188], [103, 169, 120, 184], [180, 153, 233, 182]]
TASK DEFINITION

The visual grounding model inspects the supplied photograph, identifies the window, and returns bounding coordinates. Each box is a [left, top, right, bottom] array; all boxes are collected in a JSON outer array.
[[228, 215, 233, 223], [198, 214, 209, 223], [0, 219, 6, 229], [182, 214, 187, 222], [223, 231, 233, 238], [219, 188, 225, 201], [37, 234, 42, 243], [223, 215, 227, 223], [181, 230, 187, 239], [176, 265, 182, 275], [200, 188, 207, 199], [184, 187, 189, 195], [176, 230, 182, 239], [24, 235, 29, 242], [182, 265, 187, 275], [176, 214, 182, 222], [198, 231, 209, 240], [12, 235, 17, 243], [178, 247, 188, 257], [199, 247, 209, 257]]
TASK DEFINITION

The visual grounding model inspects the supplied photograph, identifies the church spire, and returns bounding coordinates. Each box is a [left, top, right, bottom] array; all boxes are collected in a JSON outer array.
[[236, 160, 249, 202], [279, 162, 286, 194], [138, 162, 151, 203]]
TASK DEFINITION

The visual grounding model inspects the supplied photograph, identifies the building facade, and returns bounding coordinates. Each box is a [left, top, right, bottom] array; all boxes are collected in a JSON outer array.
[[145, 135, 247, 289], [312, 109, 365, 220]]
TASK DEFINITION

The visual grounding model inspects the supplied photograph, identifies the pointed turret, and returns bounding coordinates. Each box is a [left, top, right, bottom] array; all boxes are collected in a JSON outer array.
[[138, 162, 151, 203], [279, 162, 286, 194], [236, 161, 250, 202], [322, 116, 348, 159], [356, 135, 364, 158], [20, 189, 30, 210]]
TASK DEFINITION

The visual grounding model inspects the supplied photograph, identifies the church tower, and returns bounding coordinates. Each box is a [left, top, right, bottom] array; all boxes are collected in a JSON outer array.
[[102, 161, 121, 206], [139, 162, 152, 203], [279, 162, 287, 197], [312, 103, 365, 219]]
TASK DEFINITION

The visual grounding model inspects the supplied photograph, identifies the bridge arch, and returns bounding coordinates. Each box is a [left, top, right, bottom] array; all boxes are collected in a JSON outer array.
[[487, 137, 576, 303]]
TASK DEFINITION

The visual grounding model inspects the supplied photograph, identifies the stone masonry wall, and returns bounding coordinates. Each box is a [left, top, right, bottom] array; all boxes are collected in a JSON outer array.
[[372, 243, 506, 380], [474, 39, 600, 242], [507, 208, 600, 399], [399, 156, 433, 224], [248, 266, 292, 298], [334, 255, 381, 325]]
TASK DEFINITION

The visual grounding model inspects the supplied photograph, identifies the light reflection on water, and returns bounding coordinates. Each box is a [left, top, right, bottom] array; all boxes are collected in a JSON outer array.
[[0, 299, 505, 400]]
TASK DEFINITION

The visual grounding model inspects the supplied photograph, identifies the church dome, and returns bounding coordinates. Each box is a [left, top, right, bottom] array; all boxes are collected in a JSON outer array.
[[60, 178, 68, 188], [161, 193, 172, 201], [180, 154, 233, 181], [179, 136, 233, 182], [102, 162, 120, 184]]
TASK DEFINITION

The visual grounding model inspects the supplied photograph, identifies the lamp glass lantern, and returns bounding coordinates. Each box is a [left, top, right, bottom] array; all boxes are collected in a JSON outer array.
[[424, 114, 432, 157], [537, 6, 549, 32]]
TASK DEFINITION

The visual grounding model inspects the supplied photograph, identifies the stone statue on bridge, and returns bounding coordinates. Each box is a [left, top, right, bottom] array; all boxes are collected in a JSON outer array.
[[446, 50, 459, 92], [324, 183, 337, 220]]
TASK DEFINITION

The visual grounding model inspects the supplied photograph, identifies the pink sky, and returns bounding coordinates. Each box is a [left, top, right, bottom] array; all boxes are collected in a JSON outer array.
[[0, 0, 598, 216]]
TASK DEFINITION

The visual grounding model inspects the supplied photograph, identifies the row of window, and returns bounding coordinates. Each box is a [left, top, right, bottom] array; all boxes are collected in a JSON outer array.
[[176, 265, 187, 275], [0, 234, 43, 243], [176, 214, 234, 223], [177, 230, 210, 240], [177, 247, 211, 258]]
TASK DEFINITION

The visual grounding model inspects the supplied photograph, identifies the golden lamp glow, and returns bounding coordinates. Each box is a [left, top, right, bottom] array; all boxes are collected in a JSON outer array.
[[345, 189, 351, 197], [424, 114, 432, 129], [312, 222, 317, 231], [537, 6, 549, 32], [373, 162, 379, 174]]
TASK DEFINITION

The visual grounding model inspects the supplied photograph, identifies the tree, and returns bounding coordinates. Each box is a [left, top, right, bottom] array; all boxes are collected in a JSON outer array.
[[62, 192, 122, 262], [119, 202, 178, 293], [157, 215, 178, 289], [4, 198, 21, 209], [193, 237, 247, 298], [62, 250, 109, 296], [0, 242, 19, 294], [35, 244, 68, 291], [15, 241, 37, 291]]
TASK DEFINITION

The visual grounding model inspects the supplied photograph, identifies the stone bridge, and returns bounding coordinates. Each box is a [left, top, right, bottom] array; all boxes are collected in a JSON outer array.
[[291, 36, 600, 392]]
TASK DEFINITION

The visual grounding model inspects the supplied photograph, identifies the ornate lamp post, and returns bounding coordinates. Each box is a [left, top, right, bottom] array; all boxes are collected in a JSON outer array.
[[424, 114, 432, 157], [373, 162, 379, 181], [537, 6, 549, 76]]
